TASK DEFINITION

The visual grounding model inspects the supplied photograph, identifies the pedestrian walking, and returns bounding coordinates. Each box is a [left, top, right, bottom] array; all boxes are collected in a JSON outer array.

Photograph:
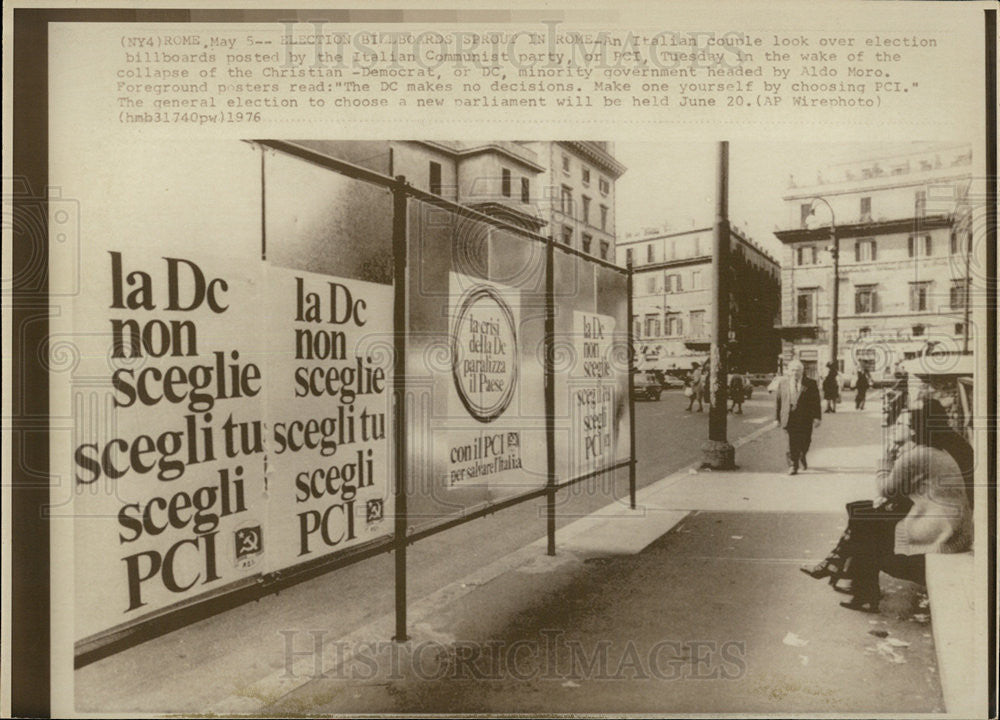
[[854, 368, 870, 410], [822, 362, 839, 413], [685, 362, 704, 412], [775, 359, 822, 475], [728, 368, 746, 414]]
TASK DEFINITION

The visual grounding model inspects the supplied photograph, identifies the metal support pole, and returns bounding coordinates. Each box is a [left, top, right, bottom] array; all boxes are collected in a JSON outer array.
[[830, 224, 839, 371], [545, 238, 557, 556], [626, 263, 637, 509], [702, 141, 736, 469], [391, 177, 409, 643]]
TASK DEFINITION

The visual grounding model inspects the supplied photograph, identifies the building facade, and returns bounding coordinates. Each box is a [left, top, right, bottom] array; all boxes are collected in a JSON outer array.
[[774, 143, 973, 382], [616, 226, 781, 374], [523, 141, 626, 261], [294, 140, 549, 233], [294, 141, 627, 257]]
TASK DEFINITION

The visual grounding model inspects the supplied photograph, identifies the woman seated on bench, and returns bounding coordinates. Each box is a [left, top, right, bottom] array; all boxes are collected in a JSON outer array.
[[801, 397, 973, 612]]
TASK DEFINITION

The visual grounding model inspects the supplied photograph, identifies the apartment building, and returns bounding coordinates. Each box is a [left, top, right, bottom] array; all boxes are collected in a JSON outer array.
[[774, 143, 973, 381], [293, 141, 627, 255], [524, 141, 627, 261], [617, 225, 781, 374]]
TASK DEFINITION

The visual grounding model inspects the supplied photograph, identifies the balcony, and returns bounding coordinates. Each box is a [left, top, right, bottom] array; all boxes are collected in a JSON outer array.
[[775, 322, 821, 340]]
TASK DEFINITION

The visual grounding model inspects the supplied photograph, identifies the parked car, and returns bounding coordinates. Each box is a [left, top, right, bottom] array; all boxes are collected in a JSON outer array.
[[650, 370, 686, 390], [746, 373, 774, 387], [632, 370, 662, 401]]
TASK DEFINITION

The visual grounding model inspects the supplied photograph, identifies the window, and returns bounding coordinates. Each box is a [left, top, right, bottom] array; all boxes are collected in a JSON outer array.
[[561, 225, 573, 245], [561, 186, 573, 214], [855, 285, 878, 314], [644, 314, 661, 338], [666, 314, 683, 337], [796, 245, 818, 265], [912, 324, 925, 337], [950, 279, 967, 308], [859, 326, 871, 339], [429, 162, 442, 195], [501, 168, 511, 197], [693, 236, 701, 256], [562, 154, 570, 173], [645, 274, 659, 294], [600, 205, 609, 231], [625, 248, 634, 266], [599, 177, 610, 194], [690, 310, 705, 337], [796, 290, 817, 324], [646, 244, 655, 263], [521, 177, 530, 203], [954, 323, 965, 336], [915, 189, 926, 216], [909, 282, 931, 312], [691, 270, 701, 289], [581, 196, 591, 224], [582, 166, 591, 185], [599, 241, 609, 260], [665, 273, 683, 293], [667, 240, 676, 260], [908, 234, 933, 257], [860, 196, 871, 218], [854, 239, 876, 262], [800, 203, 812, 228], [582, 233, 593, 254]]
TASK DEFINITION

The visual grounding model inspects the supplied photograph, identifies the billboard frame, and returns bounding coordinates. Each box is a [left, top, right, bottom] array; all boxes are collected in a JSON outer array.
[[70, 139, 636, 666]]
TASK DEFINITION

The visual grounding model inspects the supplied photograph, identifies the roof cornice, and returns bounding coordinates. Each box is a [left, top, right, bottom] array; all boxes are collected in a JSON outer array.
[[774, 214, 953, 243], [559, 141, 627, 179]]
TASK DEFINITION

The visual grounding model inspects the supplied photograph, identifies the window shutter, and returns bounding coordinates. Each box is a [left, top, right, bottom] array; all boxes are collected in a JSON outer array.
[[678, 318, 684, 336], [908, 236, 914, 257], [855, 242, 860, 262], [925, 235, 932, 256], [677, 274, 683, 292], [871, 241, 877, 261]]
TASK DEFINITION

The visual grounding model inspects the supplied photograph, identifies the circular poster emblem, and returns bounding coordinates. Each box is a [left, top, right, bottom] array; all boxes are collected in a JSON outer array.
[[451, 285, 519, 423]]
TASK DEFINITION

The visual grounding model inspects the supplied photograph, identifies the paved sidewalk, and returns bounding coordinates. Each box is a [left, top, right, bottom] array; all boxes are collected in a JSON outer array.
[[252, 405, 944, 715]]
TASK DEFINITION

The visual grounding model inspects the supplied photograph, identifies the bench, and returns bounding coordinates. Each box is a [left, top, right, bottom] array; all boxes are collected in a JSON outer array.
[[924, 551, 979, 716]]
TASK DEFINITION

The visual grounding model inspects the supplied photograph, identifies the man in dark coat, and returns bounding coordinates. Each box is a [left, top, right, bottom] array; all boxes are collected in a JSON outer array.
[[775, 359, 822, 475]]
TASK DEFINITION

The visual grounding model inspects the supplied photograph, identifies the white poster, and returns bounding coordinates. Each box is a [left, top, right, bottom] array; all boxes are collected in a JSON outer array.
[[71, 250, 267, 641], [444, 272, 527, 489], [571, 310, 619, 478], [264, 266, 393, 570]]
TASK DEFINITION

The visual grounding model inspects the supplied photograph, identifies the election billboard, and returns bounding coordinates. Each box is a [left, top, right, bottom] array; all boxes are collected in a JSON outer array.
[[59, 142, 269, 641]]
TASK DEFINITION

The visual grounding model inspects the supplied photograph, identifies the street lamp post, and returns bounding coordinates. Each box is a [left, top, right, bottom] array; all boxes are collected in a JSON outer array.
[[809, 197, 839, 374], [701, 141, 735, 470]]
